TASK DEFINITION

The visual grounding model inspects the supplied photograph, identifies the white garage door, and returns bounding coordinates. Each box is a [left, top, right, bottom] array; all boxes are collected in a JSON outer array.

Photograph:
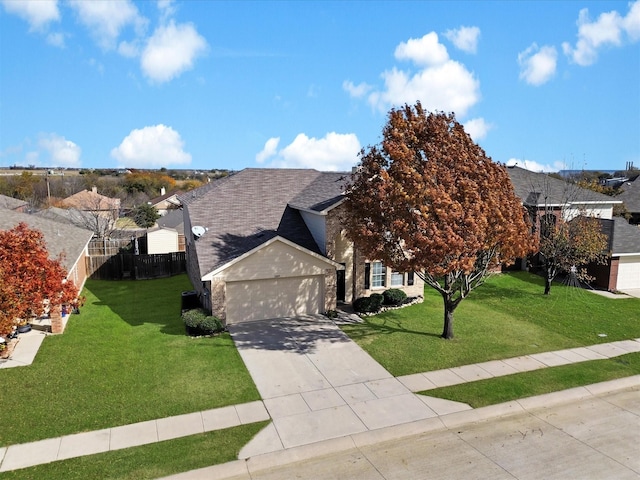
[[226, 275, 323, 323], [617, 256, 640, 290]]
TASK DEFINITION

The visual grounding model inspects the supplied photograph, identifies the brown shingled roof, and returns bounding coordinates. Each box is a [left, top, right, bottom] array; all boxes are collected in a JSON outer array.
[[183, 169, 346, 275]]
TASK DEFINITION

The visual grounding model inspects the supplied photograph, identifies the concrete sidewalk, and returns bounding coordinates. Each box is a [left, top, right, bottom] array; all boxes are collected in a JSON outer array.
[[164, 383, 640, 480], [0, 319, 639, 474], [0, 329, 48, 369]]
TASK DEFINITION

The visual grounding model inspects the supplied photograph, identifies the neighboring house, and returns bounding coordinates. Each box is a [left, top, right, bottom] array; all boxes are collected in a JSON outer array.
[[590, 217, 640, 291], [146, 209, 185, 254], [616, 175, 640, 224], [148, 187, 182, 216], [62, 187, 120, 222], [0, 208, 94, 333], [0, 194, 28, 212], [34, 206, 110, 237], [506, 165, 640, 290], [181, 169, 424, 324]]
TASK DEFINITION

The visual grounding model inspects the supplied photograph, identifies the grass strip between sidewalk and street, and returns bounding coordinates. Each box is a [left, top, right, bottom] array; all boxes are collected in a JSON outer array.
[[0, 422, 268, 480], [421, 352, 640, 408]]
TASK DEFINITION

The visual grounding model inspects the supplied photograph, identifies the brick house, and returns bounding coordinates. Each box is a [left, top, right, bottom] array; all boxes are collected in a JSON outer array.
[[0, 208, 94, 333]]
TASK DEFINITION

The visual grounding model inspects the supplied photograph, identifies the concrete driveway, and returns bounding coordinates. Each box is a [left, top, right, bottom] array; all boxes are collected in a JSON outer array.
[[228, 316, 470, 455]]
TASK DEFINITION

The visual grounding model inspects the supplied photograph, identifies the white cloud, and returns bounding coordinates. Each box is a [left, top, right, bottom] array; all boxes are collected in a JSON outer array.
[[256, 132, 361, 171], [463, 118, 492, 141], [38, 133, 82, 167], [141, 20, 207, 83], [1, 0, 59, 31], [256, 137, 280, 163], [111, 125, 191, 167], [68, 0, 147, 51], [343, 80, 372, 98], [46, 31, 65, 48], [562, 2, 640, 66], [347, 32, 480, 117], [367, 62, 480, 117], [158, 0, 177, 22], [394, 32, 449, 66], [624, 0, 640, 40], [518, 43, 557, 86], [506, 158, 566, 173], [444, 26, 481, 54]]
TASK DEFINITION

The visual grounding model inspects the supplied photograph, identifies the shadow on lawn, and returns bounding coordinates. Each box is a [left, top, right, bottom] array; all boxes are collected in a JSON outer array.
[[344, 316, 442, 341], [86, 278, 187, 336]]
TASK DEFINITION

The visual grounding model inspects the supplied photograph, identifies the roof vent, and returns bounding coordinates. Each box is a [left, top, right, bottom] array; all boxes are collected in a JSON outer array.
[[191, 226, 206, 238]]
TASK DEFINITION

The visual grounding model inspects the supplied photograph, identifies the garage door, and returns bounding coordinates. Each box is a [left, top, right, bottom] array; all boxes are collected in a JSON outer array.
[[617, 256, 640, 290], [226, 275, 323, 323]]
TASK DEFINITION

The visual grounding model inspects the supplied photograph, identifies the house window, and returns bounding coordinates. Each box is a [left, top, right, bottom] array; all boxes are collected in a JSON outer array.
[[390, 271, 404, 287], [372, 262, 386, 288], [407, 271, 415, 286]]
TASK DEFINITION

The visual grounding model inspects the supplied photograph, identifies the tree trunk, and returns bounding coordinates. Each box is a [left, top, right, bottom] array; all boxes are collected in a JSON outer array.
[[441, 297, 455, 339], [544, 276, 552, 295]]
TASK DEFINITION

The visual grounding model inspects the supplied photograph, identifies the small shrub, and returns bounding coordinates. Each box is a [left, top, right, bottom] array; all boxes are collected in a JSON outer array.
[[383, 288, 407, 306], [182, 309, 207, 329], [324, 310, 338, 319], [199, 316, 223, 335], [353, 294, 384, 313], [182, 309, 223, 336]]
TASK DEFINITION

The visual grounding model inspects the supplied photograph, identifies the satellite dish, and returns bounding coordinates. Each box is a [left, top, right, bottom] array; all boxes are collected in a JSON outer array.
[[191, 226, 206, 238]]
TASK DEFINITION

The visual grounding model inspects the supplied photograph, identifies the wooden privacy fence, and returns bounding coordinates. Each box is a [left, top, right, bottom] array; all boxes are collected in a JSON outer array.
[[87, 252, 186, 280], [88, 237, 135, 256]]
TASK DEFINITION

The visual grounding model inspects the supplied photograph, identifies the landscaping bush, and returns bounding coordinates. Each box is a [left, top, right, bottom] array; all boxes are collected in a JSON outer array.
[[182, 309, 223, 336], [383, 288, 407, 306], [353, 294, 384, 313], [199, 316, 224, 335]]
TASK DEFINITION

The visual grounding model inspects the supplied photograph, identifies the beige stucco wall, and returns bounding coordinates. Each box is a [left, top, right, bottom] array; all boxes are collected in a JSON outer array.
[[207, 239, 339, 322]]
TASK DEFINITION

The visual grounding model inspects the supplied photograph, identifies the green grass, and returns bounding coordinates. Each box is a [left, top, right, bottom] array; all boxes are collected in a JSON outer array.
[[0, 422, 268, 480], [0, 275, 260, 447], [342, 272, 640, 376], [423, 352, 640, 408]]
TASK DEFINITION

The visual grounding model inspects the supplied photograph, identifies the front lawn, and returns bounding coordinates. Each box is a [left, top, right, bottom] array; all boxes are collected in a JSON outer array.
[[342, 272, 640, 376], [0, 275, 260, 447]]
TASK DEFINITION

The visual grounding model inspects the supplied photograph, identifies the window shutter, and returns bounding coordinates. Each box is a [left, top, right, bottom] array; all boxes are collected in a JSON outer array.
[[407, 271, 414, 286], [364, 263, 370, 289]]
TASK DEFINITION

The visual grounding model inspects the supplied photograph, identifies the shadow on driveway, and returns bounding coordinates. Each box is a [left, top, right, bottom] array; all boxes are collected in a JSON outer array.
[[228, 316, 352, 354]]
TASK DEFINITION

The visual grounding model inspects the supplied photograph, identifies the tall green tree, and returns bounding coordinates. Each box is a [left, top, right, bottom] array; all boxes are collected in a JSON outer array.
[[132, 203, 160, 229], [343, 103, 536, 339]]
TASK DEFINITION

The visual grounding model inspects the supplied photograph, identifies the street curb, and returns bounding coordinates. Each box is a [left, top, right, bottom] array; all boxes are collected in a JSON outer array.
[[161, 375, 640, 480]]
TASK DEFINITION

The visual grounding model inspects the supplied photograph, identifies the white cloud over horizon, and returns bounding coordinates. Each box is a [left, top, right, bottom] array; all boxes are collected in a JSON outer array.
[[444, 26, 481, 54], [1, 0, 59, 31], [463, 117, 492, 141], [346, 32, 481, 118], [256, 132, 360, 171], [3, 0, 207, 84], [506, 158, 567, 173], [518, 43, 557, 86], [68, 0, 147, 51], [111, 124, 191, 168], [562, 1, 640, 66], [141, 20, 207, 83]]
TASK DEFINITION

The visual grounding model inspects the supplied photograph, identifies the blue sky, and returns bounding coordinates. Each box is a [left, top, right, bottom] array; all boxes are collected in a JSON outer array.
[[1, 1, 639, 173]]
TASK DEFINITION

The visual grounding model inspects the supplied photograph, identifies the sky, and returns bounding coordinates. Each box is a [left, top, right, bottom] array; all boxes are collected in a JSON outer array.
[[1, 1, 639, 174]]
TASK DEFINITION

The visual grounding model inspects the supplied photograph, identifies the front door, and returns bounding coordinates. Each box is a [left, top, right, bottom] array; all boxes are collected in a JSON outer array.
[[336, 264, 346, 303]]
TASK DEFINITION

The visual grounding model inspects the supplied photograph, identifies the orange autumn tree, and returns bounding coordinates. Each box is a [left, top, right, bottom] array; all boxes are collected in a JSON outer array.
[[343, 103, 536, 339], [0, 223, 79, 336]]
